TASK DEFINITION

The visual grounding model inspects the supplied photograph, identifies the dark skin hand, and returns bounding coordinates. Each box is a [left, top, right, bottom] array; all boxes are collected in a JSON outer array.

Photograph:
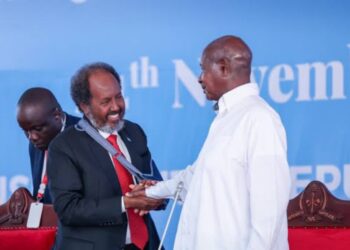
[[128, 180, 158, 195], [124, 195, 162, 210], [125, 180, 160, 216]]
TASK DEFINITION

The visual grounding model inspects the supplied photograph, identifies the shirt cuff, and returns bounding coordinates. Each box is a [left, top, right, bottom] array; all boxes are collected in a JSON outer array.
[[121, 196, 126, 212], [145, 181, 176, 199]]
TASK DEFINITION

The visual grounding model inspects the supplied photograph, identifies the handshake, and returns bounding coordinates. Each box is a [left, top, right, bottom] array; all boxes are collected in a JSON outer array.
[[124, 180, 164, 216]]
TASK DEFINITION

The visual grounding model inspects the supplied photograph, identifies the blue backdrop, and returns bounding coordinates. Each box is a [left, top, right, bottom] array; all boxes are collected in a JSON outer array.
[[1, 0, 350, 248]]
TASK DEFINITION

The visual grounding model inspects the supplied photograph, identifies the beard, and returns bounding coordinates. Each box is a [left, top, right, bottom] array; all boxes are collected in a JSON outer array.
[[86, 112, 124, 134]]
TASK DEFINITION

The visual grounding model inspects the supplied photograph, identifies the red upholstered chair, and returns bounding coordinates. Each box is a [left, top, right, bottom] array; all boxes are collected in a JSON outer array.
[[288, 180, 350, 250], [0, 187, 57, 250]]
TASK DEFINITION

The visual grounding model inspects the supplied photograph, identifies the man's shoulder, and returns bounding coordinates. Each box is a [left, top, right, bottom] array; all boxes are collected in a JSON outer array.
[[65, 112, 81, 126], [123, 119, 141, 130], [244, 96, 277, 115], [52, 125, 83, 146], [120, 119, 147, 140], [239, 96, 282, 126], [121, 119, 146, 134]]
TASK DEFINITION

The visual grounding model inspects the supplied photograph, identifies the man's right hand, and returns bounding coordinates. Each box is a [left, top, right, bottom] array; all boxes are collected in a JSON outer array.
[[124, 180, 163, 216], [123, 195, 162, 211]]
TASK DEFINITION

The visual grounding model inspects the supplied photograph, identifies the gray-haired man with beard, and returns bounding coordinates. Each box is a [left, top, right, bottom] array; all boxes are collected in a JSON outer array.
[[47, 62, 164, 250]]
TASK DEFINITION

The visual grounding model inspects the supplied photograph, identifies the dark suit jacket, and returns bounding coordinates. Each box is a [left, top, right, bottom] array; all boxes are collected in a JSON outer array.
[[29, 113, 80, 203], [47, 119, 163, 250]]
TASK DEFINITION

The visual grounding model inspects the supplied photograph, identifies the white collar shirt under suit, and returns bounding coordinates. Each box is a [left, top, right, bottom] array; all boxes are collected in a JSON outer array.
[[147, 83, 291, 250]]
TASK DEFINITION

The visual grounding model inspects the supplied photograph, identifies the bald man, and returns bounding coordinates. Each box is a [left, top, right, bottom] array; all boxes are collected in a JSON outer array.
[[130, 35, 291, 249], [16, 87, 80, 203]]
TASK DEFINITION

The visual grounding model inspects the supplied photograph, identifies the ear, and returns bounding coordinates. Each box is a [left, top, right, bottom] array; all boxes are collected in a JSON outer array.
[[216, 58, 230, 77], [53, 108, 63, 121], [79, 103, 90, 116]]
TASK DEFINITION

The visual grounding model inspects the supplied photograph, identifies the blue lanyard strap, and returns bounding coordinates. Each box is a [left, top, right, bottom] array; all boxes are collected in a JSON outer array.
[[75, 119, 155, 181]]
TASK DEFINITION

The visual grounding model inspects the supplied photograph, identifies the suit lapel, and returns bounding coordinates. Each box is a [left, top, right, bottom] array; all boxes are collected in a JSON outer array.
[[87, 135, 122, 194], [32, 148, 45, 195], [119, 129, 152, 175]]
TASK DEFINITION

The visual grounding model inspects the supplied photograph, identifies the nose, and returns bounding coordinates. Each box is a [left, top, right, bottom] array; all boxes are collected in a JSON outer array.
[[198, 72, 203, 84], [110, 98, 119, 112], [27, 130, 39, 142]]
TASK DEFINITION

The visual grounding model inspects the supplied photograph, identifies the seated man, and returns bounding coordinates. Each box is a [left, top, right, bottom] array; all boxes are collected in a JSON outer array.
[[16, 87, 80, 203]]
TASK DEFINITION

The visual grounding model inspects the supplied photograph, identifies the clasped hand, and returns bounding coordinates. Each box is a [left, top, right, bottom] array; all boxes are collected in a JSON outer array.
[[124, 180, 162, 216]]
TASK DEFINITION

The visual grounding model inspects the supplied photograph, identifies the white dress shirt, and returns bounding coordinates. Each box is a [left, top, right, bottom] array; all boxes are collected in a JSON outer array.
[[99, 130, 133, 244], [147, 83, 291, 250]]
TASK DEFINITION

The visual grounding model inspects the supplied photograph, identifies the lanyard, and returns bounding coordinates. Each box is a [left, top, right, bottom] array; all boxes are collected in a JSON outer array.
[[36, 150, 48, 201], [76, 119, 156, 181]]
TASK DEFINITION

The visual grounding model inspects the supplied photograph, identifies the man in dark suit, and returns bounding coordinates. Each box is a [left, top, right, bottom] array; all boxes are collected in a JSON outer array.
[[47, 62, 164, 250], [16, 87, 80, 203]]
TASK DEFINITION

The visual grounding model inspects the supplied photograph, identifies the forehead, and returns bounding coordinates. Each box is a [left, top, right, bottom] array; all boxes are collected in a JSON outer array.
[[200, 47, 214, 66], [17, 104, 52, 126], [88, 70, 121, 98]]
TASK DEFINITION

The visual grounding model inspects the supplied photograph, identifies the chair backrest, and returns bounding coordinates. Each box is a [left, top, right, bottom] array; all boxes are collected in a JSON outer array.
[[0, 188, 57, 250], [288, 180, 350, 227], [0, 187, 57, 228]]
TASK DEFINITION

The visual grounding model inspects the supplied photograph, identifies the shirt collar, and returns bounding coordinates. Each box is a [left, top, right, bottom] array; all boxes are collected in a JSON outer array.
[[60, 113, 67, 132], [83, 117, 125, 139], [217, 82, 259, 114], [99, 129, 118, 139]]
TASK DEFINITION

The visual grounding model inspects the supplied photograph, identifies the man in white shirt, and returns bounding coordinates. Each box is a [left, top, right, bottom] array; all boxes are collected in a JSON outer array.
[[129, 35, 291, 250]]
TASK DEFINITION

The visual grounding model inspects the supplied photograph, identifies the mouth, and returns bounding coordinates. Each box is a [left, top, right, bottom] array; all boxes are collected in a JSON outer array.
[[200, 85, 212, 99], [107, 112, 122, 124], [34, 143, 47, 150], [202, 86, 208, 95]]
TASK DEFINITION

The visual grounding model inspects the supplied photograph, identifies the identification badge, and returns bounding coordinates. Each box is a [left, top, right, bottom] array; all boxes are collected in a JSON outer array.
[[26, 202, 43, 228]]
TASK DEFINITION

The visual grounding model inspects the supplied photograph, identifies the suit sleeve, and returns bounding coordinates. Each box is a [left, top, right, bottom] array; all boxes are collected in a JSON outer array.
[[47, 137, 125, 227]]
